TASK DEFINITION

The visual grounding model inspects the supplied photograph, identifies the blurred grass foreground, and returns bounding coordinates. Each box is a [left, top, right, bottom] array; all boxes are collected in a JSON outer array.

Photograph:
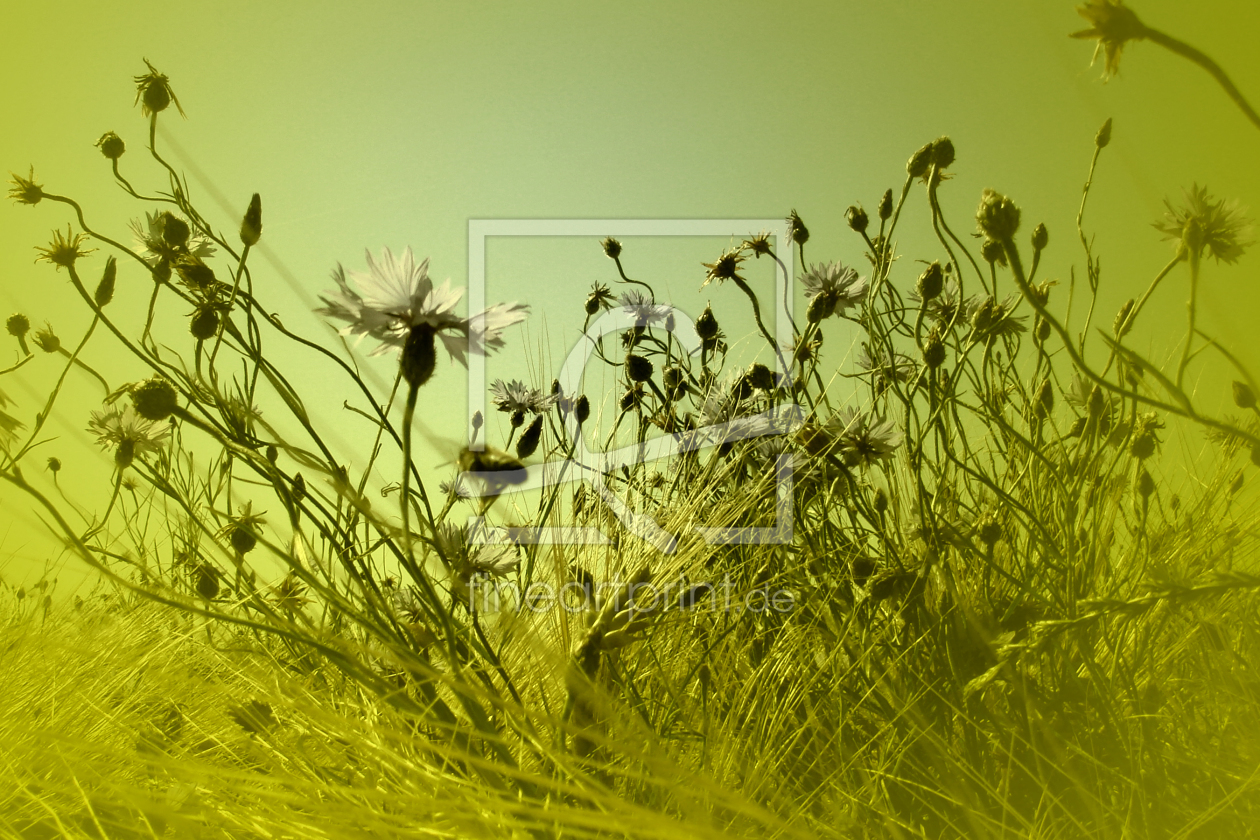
[[4, 4, 1260, 838]]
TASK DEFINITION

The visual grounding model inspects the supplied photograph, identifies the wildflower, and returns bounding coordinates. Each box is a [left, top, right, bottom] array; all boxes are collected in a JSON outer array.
[[701, 246, 748, 287], [8, 168, 42, 205], [965, 294, 1026, 339], [1129, 412, 1164, 460], [801, 261, 868, 322], [856, 348, 917, 388], [832, 408, 902, 468], [35, 226, 94, 270], [742, 231, 773, 257], [1070, 0, 1147, 79], [438, 523, 520, 581], [32, 325, 60, 354], [601, 237, 622, 259], [88, 405, 170, 469], [316, 247, 528, 383], [786, 210, 809, 245], [695, 304, 720, 341], [439, 474, 473, 500], [618, 290, 671, 327], [134, 59, 184, 117], [516, 414, 544, 458], [6, 314, 30, 340], [46, 457, 61, 474], [131, 377, 179, 421], [625, 353, 653, 383], [976, 188, 1021, 242], [96, 132, 125, 161], [916, 262, 944, 301], [1152, 184, 1253, 264], [221, 502, 266, 555], [491, 379, 551, 416], [270, 574, 309, 611], [585, 282, 616, 316], [845, 205, 869, 234]]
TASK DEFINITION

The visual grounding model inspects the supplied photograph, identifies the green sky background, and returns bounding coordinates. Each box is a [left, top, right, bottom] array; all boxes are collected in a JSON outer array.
[[1, 1, 1258, 591]]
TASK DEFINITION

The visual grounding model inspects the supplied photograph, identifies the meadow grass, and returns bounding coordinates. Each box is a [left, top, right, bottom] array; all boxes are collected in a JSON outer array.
[[4, 12, 1260, 837]]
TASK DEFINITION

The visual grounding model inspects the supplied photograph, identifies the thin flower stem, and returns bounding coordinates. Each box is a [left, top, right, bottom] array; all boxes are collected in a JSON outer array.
[[1176, 250, 1201, 390], [1142, 25, 1260, 133]]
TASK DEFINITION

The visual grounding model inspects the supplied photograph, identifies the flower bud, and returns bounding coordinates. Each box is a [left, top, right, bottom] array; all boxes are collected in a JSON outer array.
[[746, 362, 775, 391], [240, 193, 262, 246], [161, 212, 190, 249], [1036, 379, 1054, 418], [981, 238, 1007, 266], [132, 377, 178, 420], [976, 188, 1021, 242], [695, 305, 719, 341], [266, 444, 278, 464], [292, 473, 306, 503], [806, 290, 837, 323], [873, 487, 888, 514], [190, 306, 219, 340], [575, 394, 590, 424], [601, 237, 622, 259], [662, 366, 684, 394], [584, 292, 601, 316], [516, 414, 544, 459], [115, 438, 135, 470], [845, 205, 869, 234], [923, 329, 946, 369], [978, 515, 1002, 547], [878, 189, 893, 221], [6, 313, 30, 338], [1036, 317, 1052, 344], [1233, 381, 1256, 410], [1095, 118, 1113, 149], [1113, 299, 1134, 337], [401, 324, 437, 388], [625, 353, 653, 383], [510, 409, 525, 428], [95, 257, 117, 307], [1031, 223, 1048, 252], [931, 136, 955, 170], [47, 457, 61, 474], [916, 262, 943, 301], [1087, 385, 1105, 419], [907, 142, 934, 179], [620, 388, 639, 411], [1138, 470, 1155, 499], [96, 132, 125, 161], [231, 526, 257, 555]]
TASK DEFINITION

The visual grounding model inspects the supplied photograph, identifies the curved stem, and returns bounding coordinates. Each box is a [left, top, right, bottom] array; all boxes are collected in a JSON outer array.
[[1143, 25, 1260, 133]]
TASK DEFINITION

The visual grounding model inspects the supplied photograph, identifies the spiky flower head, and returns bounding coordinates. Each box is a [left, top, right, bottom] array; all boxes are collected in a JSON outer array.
[[131, 377, 178, 421], [801, 261, 868, 322], [1070, 0, 1147, 79], [1153, 184, 1253, 264], [585, 282, 616, 316], [742, 231, 773, 257], [8, 168, 42, 206], [32, 325, 61, 354], [130, 210, 216, 266], [35, 226, 94, 270], [134, 59, 184, 117], [6, 314, 30, 338], [491, 378, 556, 415], [976, 189, 1022, 242], [701, 247, 748, 287], [601, 237, 622, 260], [695, 304, 720, 341], [831, 408, 903, 469], [221, 502, 265, 555], [96, 132, 125, 161]]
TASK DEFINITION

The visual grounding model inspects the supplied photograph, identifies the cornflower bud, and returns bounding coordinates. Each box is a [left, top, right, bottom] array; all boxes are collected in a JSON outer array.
[[240, 193, 262, 246], [786, 210, 809, 245], [95, 257, 117, 307], [1114, 299, 1135, 337], [1096, 118, 1113, 149], [1138, 470, 1155, 499], [878, 189, 893, 221], [575, 394, 590, 424], [33, 325, 60, 354], [625, 353, 653, 383], [510, 410, 525, 428], [976, 188, 1021, 242], [845, 205, 869, 234], [190, 306, 219, 340], [6, 313, 30, 339], [1233, 381, 1256, 409], [1036, 379, 1054, 418], [400, 324, 437, 388], [695, 304, 719, 341], [161, 212, 190, 249], [266, 444, 278, 464], [1032, 223, 1049, 252], [916, 262, 943, 301], [516, 414, 543, 459], [873, 487, 888, 515], [931, 136, 955, 169], [981, 238, 1007, 266], [907, 142, 934, 179], [292, 473, 307, 503], [746, 363, 775, 391], [923, 328, 946, 369], [601, 237, 622, 259], [131, 377, 178, 421], [978, 515, 1002, 547]]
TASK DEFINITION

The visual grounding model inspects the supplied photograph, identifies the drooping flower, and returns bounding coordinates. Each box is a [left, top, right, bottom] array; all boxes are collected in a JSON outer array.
[[1070, 0, 1148, 79], [490, 378, 556, 416], [8, 168, 42, 206], [801, 261, 869, 321], [1152, 184, 1253, 264], [316, 246, 528, 370]]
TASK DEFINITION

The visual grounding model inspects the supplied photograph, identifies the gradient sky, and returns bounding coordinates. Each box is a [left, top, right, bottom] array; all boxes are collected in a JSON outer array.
[[2, 1, 1258, 588]]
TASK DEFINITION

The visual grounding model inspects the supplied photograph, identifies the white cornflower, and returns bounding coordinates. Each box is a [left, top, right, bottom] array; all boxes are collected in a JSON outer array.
[[437, 522, 520, 580], [490, 378, 556, 415], [856, 348, 917, 385], [801, 261, 869, 320], [618, 290, 672, 327], [830, 408, 902, 468], [88, 405, 170, 467], [316, 246, 528, 369]]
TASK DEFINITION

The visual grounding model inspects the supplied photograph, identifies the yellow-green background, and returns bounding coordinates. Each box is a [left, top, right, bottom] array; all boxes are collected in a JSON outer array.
[[2, 1, 1257, 591]]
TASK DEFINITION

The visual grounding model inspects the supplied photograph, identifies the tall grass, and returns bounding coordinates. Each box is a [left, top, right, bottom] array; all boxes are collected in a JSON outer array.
[[4, 12, 1260, 837]]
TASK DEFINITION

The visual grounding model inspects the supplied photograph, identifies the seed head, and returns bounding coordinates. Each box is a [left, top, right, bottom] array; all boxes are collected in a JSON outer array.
[[6, 314, 30, 338], [240, 193, 262, 246], [134, 59, 184, 118], [33, 325, 61, 354], [190, 306, 220, 341], [35, 226, 94, 270], [701, 247, 747, 287], [976, 189, 1022, 242], [96, 132, 126, 160], [131, 377, 178, 421], [8, 168, 43, 206], [742, 231, 773, 257], [601, 237, 622, 260]]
